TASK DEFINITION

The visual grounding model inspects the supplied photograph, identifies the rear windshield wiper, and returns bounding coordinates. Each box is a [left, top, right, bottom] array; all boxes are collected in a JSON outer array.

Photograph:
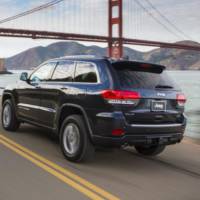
[[155, 84, 173, 89]]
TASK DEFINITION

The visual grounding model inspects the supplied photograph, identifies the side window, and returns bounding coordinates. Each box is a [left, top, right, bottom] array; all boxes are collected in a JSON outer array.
[[29, 62, 56, 84], [74, 62, 98, 83], [52, 61, 74, 82]]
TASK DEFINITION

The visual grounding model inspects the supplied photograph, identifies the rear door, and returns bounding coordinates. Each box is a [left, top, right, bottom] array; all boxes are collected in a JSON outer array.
[[72, 61, 99, 107], [39, 60, 75, 128], [112, 62, 182, 124]]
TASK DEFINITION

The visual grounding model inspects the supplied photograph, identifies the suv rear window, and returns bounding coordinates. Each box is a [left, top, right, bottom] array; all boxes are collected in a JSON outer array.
[[74, 62, 98, 83], [113, 62, 179, 90]]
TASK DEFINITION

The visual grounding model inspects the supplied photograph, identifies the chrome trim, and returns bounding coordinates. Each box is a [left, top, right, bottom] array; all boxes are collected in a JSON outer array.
[[151, 100, 167, 112], [18, 103, 56, 113], [130, 123, 183, 128], [96, 112, 113, 118], [157, 92, 166, 97], [29, 60, 100, 85], [59, 55, 97, 59], [19, 107, 30, 111]]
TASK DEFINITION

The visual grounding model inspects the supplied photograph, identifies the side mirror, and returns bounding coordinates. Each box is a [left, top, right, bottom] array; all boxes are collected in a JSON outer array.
[[20, 72, 28, 82]]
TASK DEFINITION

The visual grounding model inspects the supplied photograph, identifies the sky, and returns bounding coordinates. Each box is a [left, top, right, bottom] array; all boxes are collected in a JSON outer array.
[[0, 0, 199, 58]]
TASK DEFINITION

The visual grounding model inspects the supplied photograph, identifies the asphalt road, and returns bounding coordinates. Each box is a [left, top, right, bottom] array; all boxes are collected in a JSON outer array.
[[0, 111, 200, 199]]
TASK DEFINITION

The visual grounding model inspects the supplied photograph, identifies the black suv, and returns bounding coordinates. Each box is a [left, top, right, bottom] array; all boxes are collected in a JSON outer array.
[[1, 56, 187, 162]]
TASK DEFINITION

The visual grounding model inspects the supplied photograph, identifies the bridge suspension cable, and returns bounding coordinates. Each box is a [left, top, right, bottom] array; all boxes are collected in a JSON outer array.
[[144, 0, 193, 40], [0, 0, 65, 25], [133, 0, 184, 40]]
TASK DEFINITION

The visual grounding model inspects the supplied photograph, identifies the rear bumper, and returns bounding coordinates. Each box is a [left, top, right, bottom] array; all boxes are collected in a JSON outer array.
[[91, 112, 186, 147], [92, 133, 184, 147]]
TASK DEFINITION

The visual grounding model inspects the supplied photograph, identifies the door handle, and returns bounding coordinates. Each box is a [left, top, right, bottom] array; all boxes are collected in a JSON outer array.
[[61, 87, 68, 90], [35, 85, 41, 89]]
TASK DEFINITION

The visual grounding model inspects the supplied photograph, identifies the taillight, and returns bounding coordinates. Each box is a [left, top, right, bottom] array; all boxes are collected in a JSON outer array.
[[101, 90, 141, 105], [176, 93, 186, 106]]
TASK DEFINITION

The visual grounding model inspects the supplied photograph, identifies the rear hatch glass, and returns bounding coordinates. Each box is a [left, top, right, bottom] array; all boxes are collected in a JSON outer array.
[[112, 61, 179, 90]]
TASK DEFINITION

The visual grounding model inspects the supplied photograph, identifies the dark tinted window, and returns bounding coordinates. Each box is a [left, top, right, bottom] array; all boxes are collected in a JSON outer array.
[[74, 62, 98, 83], [30, 62, 56, 83], [113, 64, 179, 89], [52, 61, 74, 82]]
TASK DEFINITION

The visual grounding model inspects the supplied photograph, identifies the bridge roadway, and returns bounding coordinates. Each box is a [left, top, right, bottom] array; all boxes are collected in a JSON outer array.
[[0, 106, 199, 200]]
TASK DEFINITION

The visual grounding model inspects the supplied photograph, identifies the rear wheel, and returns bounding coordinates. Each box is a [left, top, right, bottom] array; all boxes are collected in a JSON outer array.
[[1, 99, 20, 131], [135, 145, 165, 156], [60, 115, 94, 162]]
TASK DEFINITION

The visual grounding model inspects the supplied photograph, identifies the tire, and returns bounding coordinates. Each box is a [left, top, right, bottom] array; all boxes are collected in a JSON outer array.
[[1, 99, 20, 131], [135, 145, 165, 156], [60, 114, 95, 162]]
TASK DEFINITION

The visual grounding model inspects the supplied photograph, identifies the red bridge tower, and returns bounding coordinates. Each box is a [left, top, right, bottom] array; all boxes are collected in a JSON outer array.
[[108, 0, 123, 59]]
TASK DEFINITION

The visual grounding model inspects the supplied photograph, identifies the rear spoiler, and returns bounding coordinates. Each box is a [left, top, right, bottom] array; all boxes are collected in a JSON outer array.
[[111, 61, 166, 73]]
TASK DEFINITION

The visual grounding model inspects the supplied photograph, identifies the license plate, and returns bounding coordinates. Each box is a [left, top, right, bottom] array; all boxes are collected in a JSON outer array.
[[151, 100, 166, 112]]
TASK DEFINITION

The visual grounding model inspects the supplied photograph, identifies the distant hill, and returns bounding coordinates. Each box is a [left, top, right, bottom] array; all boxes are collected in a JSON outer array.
[[143, 41, 200, 70], [5, 41, 200, 70]]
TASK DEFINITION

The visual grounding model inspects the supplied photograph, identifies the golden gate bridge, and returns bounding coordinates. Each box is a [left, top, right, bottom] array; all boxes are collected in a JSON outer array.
[[0, 0, 199, 59]]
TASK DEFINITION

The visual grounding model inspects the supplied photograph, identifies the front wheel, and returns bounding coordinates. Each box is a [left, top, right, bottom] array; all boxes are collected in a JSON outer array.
[[135, 145, 165, 156], [60, 115, 95, 162], [1, 99, 20, 131]]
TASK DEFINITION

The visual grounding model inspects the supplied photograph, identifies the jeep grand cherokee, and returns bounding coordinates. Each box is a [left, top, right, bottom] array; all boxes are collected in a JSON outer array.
[[1, 56, 187, 162]]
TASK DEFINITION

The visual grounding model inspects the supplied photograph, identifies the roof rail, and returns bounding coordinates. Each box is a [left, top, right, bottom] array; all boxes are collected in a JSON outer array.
[[59, 55, 99, 59]]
